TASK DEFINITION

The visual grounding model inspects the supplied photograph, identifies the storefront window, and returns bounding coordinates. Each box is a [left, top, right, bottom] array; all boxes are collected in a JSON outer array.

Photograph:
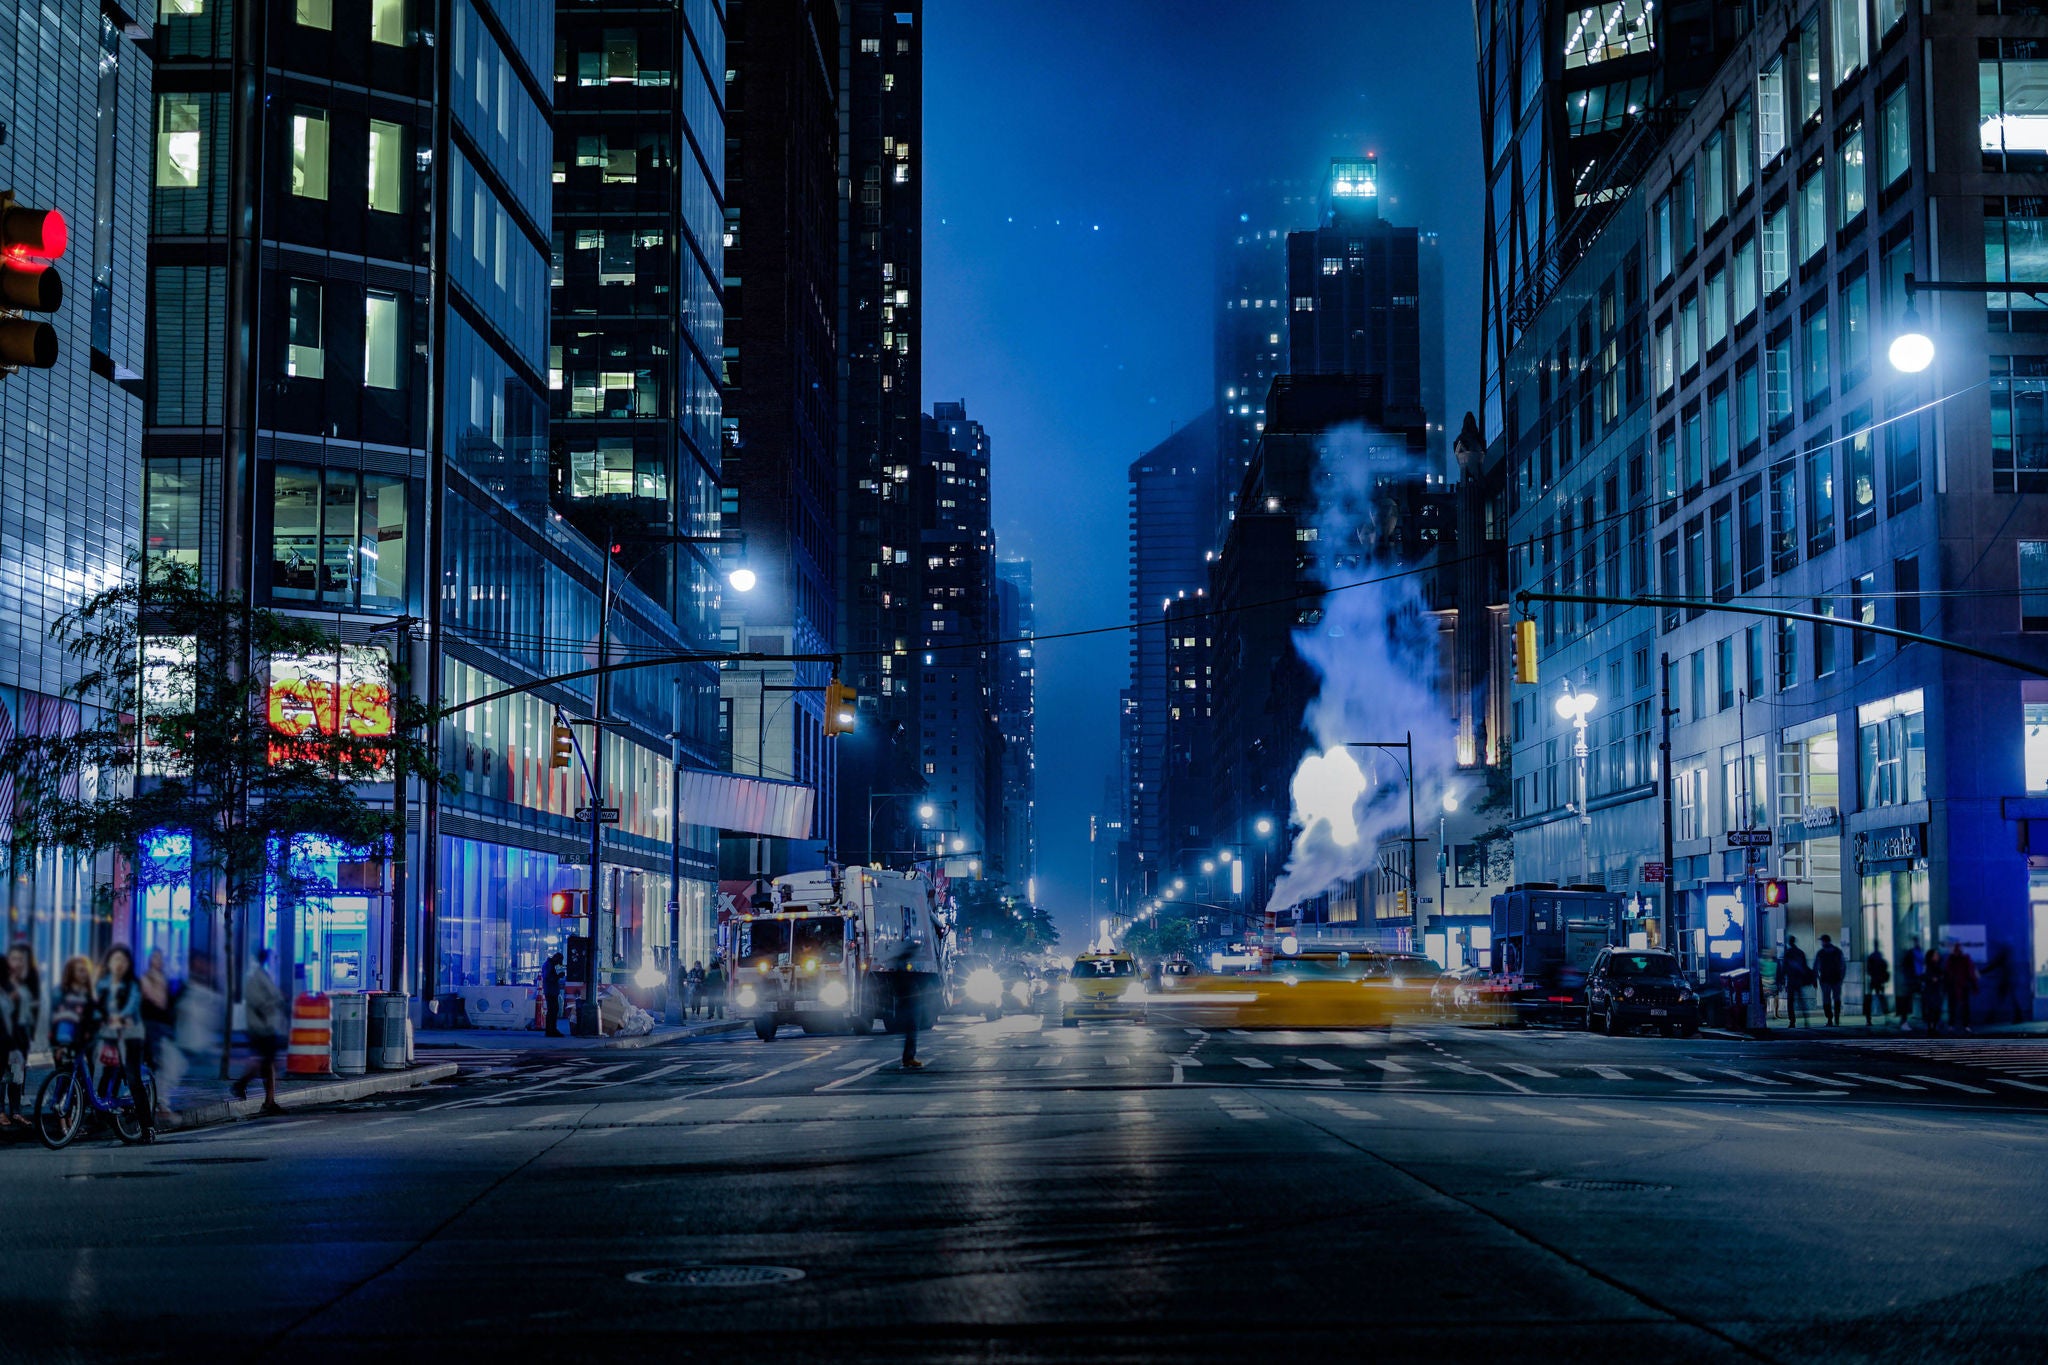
[[2025, 694, 2048, 793], [262, 834, 382, 993], [1860, 867, 1928, 974]]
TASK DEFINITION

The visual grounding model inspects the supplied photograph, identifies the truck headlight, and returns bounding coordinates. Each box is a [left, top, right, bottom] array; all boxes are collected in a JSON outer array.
[[737, 984, 759, 1008], [820, 979, 849, 1008], [1059, 981, 1079, 1002], [966, 967, 1002, 1004]]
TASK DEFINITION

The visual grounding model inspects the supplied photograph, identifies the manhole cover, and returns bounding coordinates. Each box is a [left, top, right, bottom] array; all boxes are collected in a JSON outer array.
[[63, 1170, 175, 1181], [1540, 1177, 1672, 1193], [153, 1156, 265, 1166], [627, 1265, 806, 1288]]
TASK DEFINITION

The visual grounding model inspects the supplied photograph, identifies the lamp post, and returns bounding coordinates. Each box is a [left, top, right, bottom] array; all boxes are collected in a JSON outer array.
[[1438, 789, 1458, 957], [1888, 272, 2048, 374], [1348, 735, 1418, 930], [1555, 682, 1600, 887]]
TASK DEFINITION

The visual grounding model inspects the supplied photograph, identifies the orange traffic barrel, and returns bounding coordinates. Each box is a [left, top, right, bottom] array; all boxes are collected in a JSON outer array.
[[287, 992, 334, 1076]]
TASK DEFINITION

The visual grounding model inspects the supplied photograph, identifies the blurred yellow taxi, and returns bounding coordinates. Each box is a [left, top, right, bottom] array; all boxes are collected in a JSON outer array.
[[1165, 950, 1441, 1028], [1061, 951, 1147, 1026]]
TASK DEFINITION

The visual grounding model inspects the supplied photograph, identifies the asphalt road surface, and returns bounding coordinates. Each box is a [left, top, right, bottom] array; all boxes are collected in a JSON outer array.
[[9, 1008, 2048, 1364]]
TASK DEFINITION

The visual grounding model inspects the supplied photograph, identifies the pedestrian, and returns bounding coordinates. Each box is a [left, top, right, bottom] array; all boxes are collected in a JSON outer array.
[[4, 944, 38, 1128], [1781, 936, 1812, 1028], [95, 945, 153, 1143], [140, 948, 175, 1075], [161, 953, 220, 1113], [889, 941, 924, 1070], [0, 953, 26, 1129], [1989, 943, 2025, 1025], [1920, 957, 1943, 1035], [540, 946, 566, 1037], [686, 959, 704, 1018], [230, 949, 288, 1115], [48, 954, 96, 1065], [1863, 947, 1890, 1026], [1943, 941, 1980, 1033], [1813, 934, 1846, 1026], [1896, 937, 1922, 1024], [704, 956, 726, 1019]]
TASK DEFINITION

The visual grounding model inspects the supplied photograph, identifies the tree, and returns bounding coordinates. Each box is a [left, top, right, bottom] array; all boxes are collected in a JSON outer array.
[[0, 556, 440, 979]]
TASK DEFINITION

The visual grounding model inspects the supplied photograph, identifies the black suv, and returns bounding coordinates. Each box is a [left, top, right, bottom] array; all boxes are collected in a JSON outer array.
[[1584, 948, 1701, 1036]]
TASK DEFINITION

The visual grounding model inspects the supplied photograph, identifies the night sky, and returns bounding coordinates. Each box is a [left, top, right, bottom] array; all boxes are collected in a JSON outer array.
[[924, 2, 1484, 942]]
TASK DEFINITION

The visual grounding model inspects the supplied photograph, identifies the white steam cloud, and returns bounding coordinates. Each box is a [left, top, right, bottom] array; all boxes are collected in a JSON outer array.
[[1266, 422, 1458, 922]]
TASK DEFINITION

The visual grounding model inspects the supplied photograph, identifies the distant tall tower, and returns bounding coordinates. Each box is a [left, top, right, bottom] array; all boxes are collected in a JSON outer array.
[[994, 559, 1037, 898], [1126, 419, 1218, 897], [1284, 157, 1425, 433], [1214, 181, 1308, 536], [917, 402, 996, 863]]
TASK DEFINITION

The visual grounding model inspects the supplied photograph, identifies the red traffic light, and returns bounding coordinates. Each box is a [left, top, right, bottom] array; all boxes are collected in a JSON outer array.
[[0, 205, 66, 261], [548, 890, 581, 918], [1760, 879, 1789, 908]]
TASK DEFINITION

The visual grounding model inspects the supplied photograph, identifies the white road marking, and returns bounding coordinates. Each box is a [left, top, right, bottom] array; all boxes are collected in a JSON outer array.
[[1993, 1078, 2048, 1093], [1235, 1056, 1273, 1070], [1783, 1071, 1851, 1087], [628, 1103, 696, 1124], [734, 1104, 781, 1120], [1366, 1058, 1411, 1074], [835, 1059, 874, 1071], [1174, 1055, 1204, 1067], [1305, 1095, 1380, 1120], [1586, 1065, 1631, 1081], [1209, 1093, 1265, 1121], [1905, 1074, 1993, 1095], [1646, 1067, 1708, 1084], [1493, 1102, 1598, 1127], [1298, 1057, 1340, 1072], [1714, 1069, 1786, 1086], [1105, 1054, 1131, 1067], [1837, 1072, 1925, 1090], [1501, 1063, 1556, 1079], [974, 1054, 999, 1069], [519, 1111, 580, 1127], [1577, 1103, 1696, 1130]]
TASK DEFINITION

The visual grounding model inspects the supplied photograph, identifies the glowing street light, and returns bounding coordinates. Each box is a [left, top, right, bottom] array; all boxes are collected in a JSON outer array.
[[918, 803, 936, 820], [1201, 860, 1215, 875], [1557, 683, 1599, 882], [726, 566, 758, 593], [1217, 849, 1233, 863], [1888, 303, 1933, 374], [1253, 817, 1274, 836]]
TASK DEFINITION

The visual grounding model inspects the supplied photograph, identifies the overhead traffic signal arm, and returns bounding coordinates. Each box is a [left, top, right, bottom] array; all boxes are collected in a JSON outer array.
[[0, 191, 66, 373]]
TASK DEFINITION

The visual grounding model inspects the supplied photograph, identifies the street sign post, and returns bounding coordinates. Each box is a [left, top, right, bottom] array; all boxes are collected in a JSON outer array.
[[1725, 828, 1773, 848], [574, 806, 622, 825]]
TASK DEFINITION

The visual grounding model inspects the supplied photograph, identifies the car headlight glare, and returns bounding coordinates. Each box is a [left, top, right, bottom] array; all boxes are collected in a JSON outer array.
[[966, 968, 1003, 1004], [737, 984, 759, 1008], [820, 979, 849, 1008]]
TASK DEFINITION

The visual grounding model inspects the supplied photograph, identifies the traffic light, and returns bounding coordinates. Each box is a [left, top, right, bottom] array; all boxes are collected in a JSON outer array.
[[1760, 878, 1789, 908], [1395, 888, 1411, 918], [0, 192, 66, 372], [823, 678, 857, 737], [549, 717, 576, 769], [548, 889, 584, 918], [1513, 617, 1539, 685]]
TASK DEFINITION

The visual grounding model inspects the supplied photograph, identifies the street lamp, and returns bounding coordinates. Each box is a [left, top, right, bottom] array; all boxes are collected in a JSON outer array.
[[1348, 736, 1419, 928], [1438, 789, 1459, 961], [918, 803, 936, 820], [1888, 272, 2048, 374], [1217, 850, 1233, 863], [1888, 302, 1933, 374], [1200, 859, 1215, 875], [1556, 683, 1600, 885], [1254, 817, 1274, 836], [726, 566, 758, 593]]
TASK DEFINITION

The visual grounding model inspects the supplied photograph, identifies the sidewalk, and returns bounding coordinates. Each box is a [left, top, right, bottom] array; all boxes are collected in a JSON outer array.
[[416, 1016, 746, 1051]]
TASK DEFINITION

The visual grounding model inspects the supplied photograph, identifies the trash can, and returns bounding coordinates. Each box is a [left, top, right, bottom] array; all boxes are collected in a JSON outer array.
[[330, 992, 368, 1075], [367, 991, 411, 1071]]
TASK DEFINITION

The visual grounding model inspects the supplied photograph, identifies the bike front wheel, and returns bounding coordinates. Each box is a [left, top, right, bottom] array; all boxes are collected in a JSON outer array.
[[35, 1069, 85, 1150]]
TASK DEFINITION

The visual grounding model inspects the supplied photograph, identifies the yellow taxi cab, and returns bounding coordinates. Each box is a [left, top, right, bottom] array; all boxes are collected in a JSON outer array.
[[1060, 951, 1147, 1026]]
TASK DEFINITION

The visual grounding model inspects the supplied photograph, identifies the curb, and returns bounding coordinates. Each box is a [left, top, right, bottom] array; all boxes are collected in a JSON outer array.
[[164, 1061, 460, 1132]]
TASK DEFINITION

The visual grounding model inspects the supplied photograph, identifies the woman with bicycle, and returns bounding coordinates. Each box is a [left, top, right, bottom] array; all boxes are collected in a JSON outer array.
[[48, 955, 95, 1062], [96, 946, 154, 1144]]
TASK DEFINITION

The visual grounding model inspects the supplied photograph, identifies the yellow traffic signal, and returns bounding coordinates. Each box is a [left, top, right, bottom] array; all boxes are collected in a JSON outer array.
[[549, 718, 576, 769], [824, 678, 857, 737], [1395, 888, 1411, 918], [0, 192, 67, 372], [1513, 617, 1539, 685]]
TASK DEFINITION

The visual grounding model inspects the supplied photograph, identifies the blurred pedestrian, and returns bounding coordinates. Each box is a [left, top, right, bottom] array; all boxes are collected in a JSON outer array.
[[140, 948, 175, 1073], [704, 956, 726, 1019], [686, 960, 704, 1018], [541, 947, 566, 1037], [1814, 935, 1846, 1026], [1943, 942, 1980, 1033], [160, 953, 220, 1113], [96, 945, 153, 1143], [231, 949, 287, 1115], [4, 945, 37, 1127], [1896, 938, 1923, 1024], [889, 941, 924, 1070], [1863, 947, 1890, 1026], [1781, 936, 1812, 1028], [1990, 943, 2024, 1025], [1920, 959, 1943, 1035], [0, 953, 27, 1128], [48, 955, 96, 1065]]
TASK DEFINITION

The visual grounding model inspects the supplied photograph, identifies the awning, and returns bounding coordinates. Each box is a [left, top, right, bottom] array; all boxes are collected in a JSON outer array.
[[677, 768, 816, 840]]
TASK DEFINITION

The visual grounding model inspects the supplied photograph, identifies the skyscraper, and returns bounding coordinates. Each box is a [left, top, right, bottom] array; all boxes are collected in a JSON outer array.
[[1214, 180, 1308, 535], [834, 0, 923, 861], [1, 0, 152, 975], [994, 559, 1036, 898], [721, 0, 841, 844], [917, 402, 995, 865], [1284, 157, 1424, 433], [1125, 418, 1218, 897]]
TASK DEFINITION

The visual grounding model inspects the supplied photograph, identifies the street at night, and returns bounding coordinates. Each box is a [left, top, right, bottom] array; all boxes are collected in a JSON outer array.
[[11, 1013, 2048, 1363]]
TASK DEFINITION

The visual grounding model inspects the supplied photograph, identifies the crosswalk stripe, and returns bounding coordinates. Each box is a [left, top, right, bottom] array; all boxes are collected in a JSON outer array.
[[1236, 1056, 1273, 1070], [1903, 1074, 1992, 1094], [519, 1111, 580, 1127], [629, 1103, 695, 1124], [1306, 1094, 1380, 1120], [1993, 1078, 2048, 1093], [1715, 1069, 1786, 1086], [1105, 1055, 1131, 1067], [1210, 1093, 1265, 1121], [1175, 1055, 1204, 1067], [974, 1054, 999, 1069], [1502, 1063, 1556, 1078], [1647, 1067, 1707, 1083], [1838, 1073, 1924, 1090], [1784, 1071, 1850, 1087], [1366, 1058, 1411, 1074], [1298, 1057, 1340, 1071], [836, 1059, 875, 1071], [734, 1104, 781, 1120], [1586, 1065, 1631, 1081], [1492, 1102, 1597, 1126]]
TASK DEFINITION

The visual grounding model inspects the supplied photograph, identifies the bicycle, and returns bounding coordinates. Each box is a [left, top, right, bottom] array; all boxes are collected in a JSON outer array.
[[35, 1042, 156, 1149]]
